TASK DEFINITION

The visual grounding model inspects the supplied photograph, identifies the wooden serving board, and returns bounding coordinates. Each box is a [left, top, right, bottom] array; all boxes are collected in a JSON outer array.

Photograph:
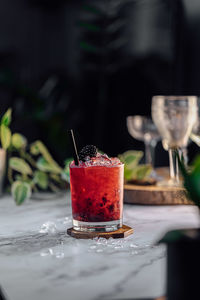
[[124, 183, 192, 205], [124, 167, 192, 205], [67, 225, 133, 239]]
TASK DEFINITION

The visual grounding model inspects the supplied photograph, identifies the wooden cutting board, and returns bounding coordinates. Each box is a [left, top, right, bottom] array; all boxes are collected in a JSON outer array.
[[124, 168, 192, 205], [124, 183, 192, 205]]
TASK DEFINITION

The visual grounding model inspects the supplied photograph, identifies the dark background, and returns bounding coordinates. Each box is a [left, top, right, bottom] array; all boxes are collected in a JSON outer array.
[[0, 0, 199, 166]]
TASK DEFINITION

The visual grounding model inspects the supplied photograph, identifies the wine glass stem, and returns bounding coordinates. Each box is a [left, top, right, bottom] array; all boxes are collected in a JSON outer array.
[[181, 147, 188, 166], [169, 148, 179, 183], [144, 140, 156, 167]]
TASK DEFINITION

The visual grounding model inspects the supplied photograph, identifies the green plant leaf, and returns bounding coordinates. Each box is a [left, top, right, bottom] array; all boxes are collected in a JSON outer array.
[[61, 158, 73, 183], [124, 164, 152, 181], [12, 133, 27, 149], [118, 150, 143, 170], [177, 152, 200, 208], [133, 164, 152, 180], [36, 157, 61, 174], [9, 157, 32, 175], [30, 141, 40, 155], [97, 149, 104, 155], [0, 124, 11, 149], [33, 170, 48, 189], [64, 158, 73, 167], [159, 229, 190, 244], [30, 140, 62, 173], [191, 155, 200, 174], [50, 173, 62, 183], [49, 182, 60, 192], [124, 166, 134, 181], [1, 108, 12, 126], [15, 174, 32, 184], [119, 150, 152, 181], [11, 181, 31, 205]]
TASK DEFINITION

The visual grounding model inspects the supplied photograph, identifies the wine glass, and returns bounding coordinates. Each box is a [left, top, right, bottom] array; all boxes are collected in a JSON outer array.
[[151, 96, 198, 186], [127, 115, 161, 168]]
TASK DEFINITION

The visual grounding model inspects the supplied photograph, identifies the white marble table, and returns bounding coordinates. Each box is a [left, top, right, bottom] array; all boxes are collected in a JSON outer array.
[[0, 193, 199, 300]]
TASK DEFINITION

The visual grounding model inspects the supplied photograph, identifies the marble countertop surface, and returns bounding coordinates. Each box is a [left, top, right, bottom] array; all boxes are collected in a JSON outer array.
[[0, 192, 199, 300]]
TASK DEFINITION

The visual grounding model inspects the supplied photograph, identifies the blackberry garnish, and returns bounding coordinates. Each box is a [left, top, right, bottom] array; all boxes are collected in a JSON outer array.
[[79, 145, 97, 162]]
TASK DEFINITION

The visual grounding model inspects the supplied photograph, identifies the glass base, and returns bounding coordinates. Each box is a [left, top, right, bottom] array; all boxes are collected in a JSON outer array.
[[73, 219, 122, 232], [157, 179, 182, 187]]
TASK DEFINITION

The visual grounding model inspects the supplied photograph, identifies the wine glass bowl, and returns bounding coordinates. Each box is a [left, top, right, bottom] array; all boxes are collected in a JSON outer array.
[[127, 115, 160, 143], [127, 115, 160, 167], [151, 95, 198, 186]]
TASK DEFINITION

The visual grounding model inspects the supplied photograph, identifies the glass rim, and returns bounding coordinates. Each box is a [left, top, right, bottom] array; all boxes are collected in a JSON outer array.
[[69, 161, 124, 168]]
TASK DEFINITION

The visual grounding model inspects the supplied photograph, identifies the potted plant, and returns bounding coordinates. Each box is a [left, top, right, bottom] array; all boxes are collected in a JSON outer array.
[[0, 108, 71, 204], [160, 154, 200, 300]]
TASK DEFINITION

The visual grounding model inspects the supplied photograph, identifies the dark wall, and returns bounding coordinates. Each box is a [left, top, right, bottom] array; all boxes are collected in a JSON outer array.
[[0, 0, 198, 164], [0, 0, 83, 161], [182, 0, 200, 94]]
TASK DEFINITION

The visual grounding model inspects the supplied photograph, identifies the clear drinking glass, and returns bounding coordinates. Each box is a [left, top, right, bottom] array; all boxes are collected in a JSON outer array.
[[127, 115, 160, 167], [151, 96, 198, 186], [69, 159, 124, 232]]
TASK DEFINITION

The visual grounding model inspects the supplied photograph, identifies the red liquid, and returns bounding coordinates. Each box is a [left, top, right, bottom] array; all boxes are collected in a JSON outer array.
[[70, 162, 124, 223]]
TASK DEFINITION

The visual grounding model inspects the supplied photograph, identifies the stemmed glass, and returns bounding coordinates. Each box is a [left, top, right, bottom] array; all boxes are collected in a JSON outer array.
[[151, 96, 198, 186], [127, 116, 161, 168]]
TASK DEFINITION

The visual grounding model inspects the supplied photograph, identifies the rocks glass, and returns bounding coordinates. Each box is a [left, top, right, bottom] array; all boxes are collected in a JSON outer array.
[[69, 154, 124, 232]]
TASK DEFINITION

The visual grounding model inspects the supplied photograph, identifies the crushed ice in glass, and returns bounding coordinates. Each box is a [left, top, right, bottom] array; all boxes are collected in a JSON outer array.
[[71, 152, 122, 167]]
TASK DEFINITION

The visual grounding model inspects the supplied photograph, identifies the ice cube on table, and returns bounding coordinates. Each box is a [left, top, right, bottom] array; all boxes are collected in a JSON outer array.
[[39, 221, 57, 234]]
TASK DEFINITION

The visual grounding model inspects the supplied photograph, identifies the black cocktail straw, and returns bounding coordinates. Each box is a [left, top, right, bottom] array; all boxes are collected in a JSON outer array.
[[68, 129, 79, 165]]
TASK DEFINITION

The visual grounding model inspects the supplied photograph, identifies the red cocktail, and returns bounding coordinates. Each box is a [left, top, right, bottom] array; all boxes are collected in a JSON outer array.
[[70, 152, 124, 232]]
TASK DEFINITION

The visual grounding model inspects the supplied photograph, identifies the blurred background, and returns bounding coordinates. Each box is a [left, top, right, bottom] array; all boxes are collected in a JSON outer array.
[[0, 0, 200, 166]]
